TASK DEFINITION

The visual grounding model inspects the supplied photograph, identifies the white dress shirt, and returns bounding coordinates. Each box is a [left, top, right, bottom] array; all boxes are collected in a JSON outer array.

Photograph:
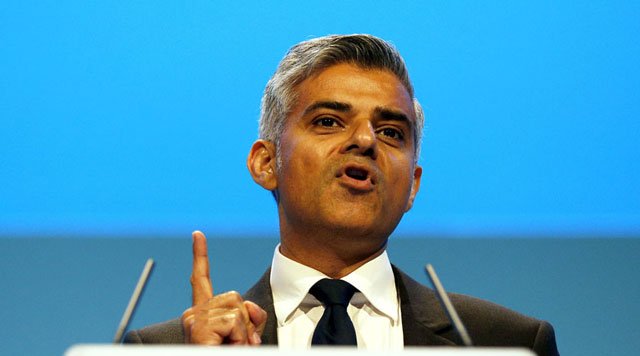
[[270, 245, 404, 349]]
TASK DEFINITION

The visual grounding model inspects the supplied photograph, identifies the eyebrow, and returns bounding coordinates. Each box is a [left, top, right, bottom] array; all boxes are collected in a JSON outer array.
[[303, 101, 352, 116], [303, 101, 412, 126], [373, 107, 411, 125]]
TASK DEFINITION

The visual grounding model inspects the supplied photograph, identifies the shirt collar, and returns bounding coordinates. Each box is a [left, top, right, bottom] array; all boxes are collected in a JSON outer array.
[[270, 244, 399, 326], [342, 250, 398, 323]]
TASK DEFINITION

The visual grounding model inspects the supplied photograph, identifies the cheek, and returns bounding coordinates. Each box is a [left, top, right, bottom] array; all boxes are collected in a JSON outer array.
[[386, 157, 415, 196], [280, 143, 324, 193]]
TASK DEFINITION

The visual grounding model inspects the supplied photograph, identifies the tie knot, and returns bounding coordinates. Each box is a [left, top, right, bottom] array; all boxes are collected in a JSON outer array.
[[310, 279, 357, 307]]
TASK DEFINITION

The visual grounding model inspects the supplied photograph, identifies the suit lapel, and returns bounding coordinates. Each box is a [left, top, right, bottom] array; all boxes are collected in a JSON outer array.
[[243, 268, 278, 345], [392, 265, 458, 346]]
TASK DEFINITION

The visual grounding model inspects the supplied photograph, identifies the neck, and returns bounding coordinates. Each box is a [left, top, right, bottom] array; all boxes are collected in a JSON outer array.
[[279, 232, 387, 278]]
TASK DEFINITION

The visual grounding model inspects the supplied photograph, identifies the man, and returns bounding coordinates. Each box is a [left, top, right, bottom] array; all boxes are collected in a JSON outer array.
[[125, 34, 559, 355]]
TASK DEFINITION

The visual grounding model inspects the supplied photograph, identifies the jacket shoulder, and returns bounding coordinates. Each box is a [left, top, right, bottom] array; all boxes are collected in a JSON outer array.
[[392, 266, 558, 355], [449, 292, 557, 354]]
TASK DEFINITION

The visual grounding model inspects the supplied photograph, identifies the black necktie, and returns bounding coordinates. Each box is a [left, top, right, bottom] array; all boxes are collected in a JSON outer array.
[[309, 278, 358, 345]]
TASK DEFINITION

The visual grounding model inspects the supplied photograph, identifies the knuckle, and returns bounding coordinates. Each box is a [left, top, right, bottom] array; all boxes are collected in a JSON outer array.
[[223, 308, 242, 322], [217, 313, 235, 328], [225, 310, 244, 325], [205, 307, 221, 318], [224, 291, 243, 303], [231, 308, 243, 318]]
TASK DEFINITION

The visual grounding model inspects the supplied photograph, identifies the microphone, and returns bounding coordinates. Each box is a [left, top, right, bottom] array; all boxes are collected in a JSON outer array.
[[425, 264, 473, 347], [113, 258, 155, 343]]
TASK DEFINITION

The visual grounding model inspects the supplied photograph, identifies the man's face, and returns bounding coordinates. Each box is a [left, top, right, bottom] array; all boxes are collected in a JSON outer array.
[[274, 63, 422, 245]]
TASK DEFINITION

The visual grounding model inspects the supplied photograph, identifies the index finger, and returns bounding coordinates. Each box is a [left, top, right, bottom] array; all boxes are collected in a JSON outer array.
[[190, 230, 214, 305]]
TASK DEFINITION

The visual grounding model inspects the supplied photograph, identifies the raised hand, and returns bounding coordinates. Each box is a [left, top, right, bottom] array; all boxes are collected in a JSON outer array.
[[180, 231, 267, 345]]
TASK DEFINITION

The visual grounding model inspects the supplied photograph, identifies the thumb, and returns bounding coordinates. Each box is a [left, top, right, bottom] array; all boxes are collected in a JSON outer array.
[[244, 300, 268, 344]]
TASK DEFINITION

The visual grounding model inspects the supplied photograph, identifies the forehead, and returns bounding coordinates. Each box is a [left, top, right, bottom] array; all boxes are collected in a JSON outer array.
[[291, 63, 416, 120]]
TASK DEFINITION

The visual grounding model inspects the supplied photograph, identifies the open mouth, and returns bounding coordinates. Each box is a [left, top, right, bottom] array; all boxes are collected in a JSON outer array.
[[336, 163, 377, 192], [345, 167, 369, 181]]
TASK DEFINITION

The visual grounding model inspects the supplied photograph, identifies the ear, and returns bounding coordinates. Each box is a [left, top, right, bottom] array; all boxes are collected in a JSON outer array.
[[404, 165, 422, 212], [247, 139, 278, 191]]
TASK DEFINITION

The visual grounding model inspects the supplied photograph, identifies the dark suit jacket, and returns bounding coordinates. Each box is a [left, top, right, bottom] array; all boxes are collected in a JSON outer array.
[[125, 266, 559, 356]]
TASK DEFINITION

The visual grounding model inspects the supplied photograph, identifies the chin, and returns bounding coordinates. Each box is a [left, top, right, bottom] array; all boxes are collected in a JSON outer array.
[[327, 216, 395, 240]]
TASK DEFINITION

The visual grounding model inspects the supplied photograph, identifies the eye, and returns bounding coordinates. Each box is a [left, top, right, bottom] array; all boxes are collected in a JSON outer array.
[[379, 127, 404, 140], [313, 117, 340, 127]]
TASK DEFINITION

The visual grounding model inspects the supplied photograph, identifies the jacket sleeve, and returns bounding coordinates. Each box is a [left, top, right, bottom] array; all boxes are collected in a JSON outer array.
[[123, 330, 143, 344], [121, 318, 185, 344], [533, 320, 559, 356]]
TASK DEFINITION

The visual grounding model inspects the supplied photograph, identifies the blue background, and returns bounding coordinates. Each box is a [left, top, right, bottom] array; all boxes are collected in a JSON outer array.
[[1, 1, 639, 355], [2, 1, 638, 237]]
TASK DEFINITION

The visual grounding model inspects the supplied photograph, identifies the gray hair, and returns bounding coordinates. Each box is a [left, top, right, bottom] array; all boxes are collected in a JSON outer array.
[[259, 34, 424, 163]]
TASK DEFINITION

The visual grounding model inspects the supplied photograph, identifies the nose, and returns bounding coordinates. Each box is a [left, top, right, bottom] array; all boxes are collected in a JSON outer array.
[[340, 120, 378, 159]]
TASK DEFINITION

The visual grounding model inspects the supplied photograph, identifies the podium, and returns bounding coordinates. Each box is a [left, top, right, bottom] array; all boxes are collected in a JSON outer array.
[[66, 345, 535, 356]]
